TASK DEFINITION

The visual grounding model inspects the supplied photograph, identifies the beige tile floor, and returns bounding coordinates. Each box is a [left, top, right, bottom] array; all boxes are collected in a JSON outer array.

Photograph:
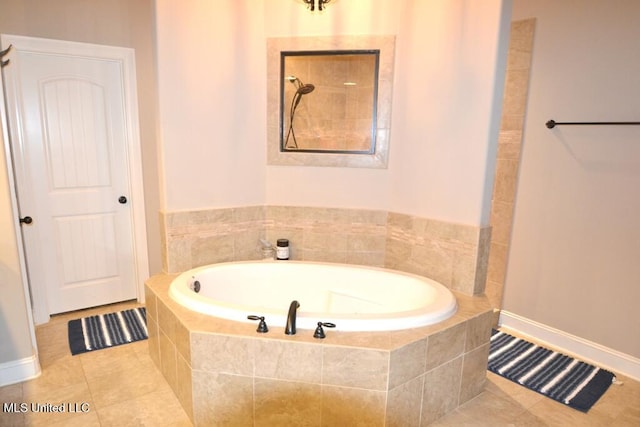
[[0, 301, 191, 427], [1, 301, 638, 426]]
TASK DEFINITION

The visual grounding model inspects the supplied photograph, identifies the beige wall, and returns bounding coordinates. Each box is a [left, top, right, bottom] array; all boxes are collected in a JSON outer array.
[[504, 0, 640, 358], [156, 0, 511, 227], [154, 0, 268, 211], [386, 0, 510, 226]]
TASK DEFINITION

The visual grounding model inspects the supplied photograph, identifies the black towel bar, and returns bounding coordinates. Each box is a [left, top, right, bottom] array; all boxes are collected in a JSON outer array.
[[546, 119, 640, 129]]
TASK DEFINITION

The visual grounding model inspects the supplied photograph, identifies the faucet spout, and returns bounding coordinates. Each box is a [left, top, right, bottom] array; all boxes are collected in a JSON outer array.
[[285, 300, 300, 335]]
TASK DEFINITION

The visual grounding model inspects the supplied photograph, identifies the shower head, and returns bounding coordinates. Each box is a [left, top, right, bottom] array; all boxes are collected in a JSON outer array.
[[287, 75, 315, 95], [297, 83, 315, 95]]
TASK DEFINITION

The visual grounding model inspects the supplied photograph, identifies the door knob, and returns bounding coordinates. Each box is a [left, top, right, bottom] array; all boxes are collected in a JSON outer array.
[[19, 216, 33, 225], [118, 196, 127, 204]]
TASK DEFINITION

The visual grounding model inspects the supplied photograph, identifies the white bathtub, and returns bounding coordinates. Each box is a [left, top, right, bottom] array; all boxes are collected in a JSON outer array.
[[169, 261, 457, 332]]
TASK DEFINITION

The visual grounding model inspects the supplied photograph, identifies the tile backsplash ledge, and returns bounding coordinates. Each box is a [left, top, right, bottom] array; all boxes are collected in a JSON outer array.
[[160, 206, 490, 296]]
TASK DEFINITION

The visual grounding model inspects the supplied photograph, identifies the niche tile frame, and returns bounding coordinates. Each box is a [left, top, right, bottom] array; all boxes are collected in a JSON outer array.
[[267, 35, 395, 168]]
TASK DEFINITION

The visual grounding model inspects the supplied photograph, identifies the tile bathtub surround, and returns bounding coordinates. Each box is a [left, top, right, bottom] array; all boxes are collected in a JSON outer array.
[[385, 212, 491, 295], [145, 274, 494, 426], [264, 205, 388, 266], [160, 206, 267, 273], [161, 206, 490, 296]]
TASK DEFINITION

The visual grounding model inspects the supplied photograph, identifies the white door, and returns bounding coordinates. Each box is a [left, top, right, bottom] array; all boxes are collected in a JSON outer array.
[[2, 35, 148, 317]]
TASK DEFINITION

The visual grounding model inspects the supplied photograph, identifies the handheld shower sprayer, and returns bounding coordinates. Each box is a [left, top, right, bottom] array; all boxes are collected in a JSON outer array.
[[284, 75, 315, 149], [286, 75, 315, 95]]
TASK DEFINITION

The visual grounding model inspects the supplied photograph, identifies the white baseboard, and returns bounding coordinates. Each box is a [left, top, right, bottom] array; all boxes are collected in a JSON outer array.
[[0, 354, 41, 387], [499, 310, 640, 381]]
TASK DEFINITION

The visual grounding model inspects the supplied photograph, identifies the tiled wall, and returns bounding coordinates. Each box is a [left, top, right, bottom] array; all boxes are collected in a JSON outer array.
[[160, 206, 266, 273], [485, 19, 536, 312], [264, 206, 387, 266], [385, 212, 491, 295], [161, 205, 490, 296]]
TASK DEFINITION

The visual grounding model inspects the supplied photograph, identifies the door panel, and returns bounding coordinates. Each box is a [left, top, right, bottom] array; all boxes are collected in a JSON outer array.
[[3, 38, 140, 315], [56, 214, 118, 284], [42, 79, 111, 188]]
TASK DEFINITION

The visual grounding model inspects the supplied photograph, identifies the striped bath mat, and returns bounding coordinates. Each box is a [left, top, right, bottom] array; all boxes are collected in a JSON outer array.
[[68, 307, 148, 355], [488, 329, 616, 412]]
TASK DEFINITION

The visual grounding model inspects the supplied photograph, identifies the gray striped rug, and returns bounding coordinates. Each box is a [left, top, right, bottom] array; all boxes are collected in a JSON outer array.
[[488, 330, 615, 412], [68, 307, 147, 355]]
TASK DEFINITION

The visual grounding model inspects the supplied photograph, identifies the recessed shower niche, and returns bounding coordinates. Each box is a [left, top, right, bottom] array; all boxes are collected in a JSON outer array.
[[267, 35, 395, 168], [281, 50, 379, 154]]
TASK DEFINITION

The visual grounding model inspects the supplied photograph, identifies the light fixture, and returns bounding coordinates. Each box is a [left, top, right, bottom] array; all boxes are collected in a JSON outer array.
[[301, 0, 332, 12]]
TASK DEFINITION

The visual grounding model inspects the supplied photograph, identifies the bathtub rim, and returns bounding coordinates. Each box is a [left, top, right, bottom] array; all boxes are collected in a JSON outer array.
[[168, 260, 458, 332], [145, 272, 493, 353]]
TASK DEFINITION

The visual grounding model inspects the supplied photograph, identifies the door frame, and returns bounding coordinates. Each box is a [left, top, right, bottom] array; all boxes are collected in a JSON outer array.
[[0, 46, 40, 375], [1, 34, 149, 325]]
